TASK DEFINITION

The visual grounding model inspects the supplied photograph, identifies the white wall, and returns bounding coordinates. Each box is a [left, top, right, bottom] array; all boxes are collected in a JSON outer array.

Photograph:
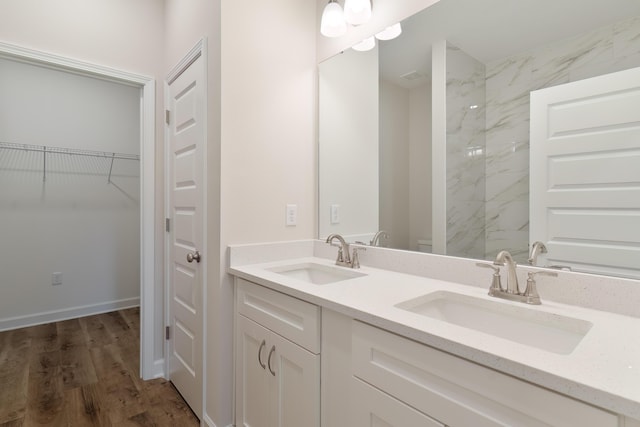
[[0, 58, 140, 153], [379, 80, 432, 251], [379, 79, 410, 249], [319, 47, 379, 241], [0, 0, 164, 73], [409, 83, 433, 250], [0, 58, 140, 329], [221, 1, 317, 424]]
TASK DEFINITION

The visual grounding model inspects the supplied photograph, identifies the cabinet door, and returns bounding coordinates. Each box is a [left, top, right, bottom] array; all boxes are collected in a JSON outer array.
[[352, 321, 618, 427], [351, 377, 446, 427], [236, 315, 271, 427], [267, 330, 320, 427]]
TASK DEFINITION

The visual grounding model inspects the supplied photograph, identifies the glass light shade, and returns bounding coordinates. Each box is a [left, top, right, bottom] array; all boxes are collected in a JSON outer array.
[[375, 23, 402, 41], [321, 1, 347, 38], [344, 0, 372, 25], [352, 36, 376, 52]]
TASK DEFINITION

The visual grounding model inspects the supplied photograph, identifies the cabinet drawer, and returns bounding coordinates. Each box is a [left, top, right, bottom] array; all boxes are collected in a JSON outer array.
[[351, 377, 445, 427], [236, 278, 320, 353], [352, 321, 617, 427]]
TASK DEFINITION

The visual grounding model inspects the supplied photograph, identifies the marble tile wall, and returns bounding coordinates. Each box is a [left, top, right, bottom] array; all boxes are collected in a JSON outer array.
[[484, 15, 640, 262], [446, 42, 486, 259]]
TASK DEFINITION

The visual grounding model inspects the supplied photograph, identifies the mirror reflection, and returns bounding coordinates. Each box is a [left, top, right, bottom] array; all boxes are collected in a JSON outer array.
[[318, 0, 640, 278]]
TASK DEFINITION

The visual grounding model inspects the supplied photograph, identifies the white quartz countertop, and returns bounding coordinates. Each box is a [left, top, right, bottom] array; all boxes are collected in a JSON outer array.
[[229, 256, 640, 419]]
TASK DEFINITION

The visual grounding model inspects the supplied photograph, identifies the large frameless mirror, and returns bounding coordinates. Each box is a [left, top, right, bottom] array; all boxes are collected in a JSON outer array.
[[318, 0, 640, 279]]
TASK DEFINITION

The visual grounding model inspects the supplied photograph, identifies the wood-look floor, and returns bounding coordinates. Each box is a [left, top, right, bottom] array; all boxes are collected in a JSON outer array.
[[0, 308, 199, 426]]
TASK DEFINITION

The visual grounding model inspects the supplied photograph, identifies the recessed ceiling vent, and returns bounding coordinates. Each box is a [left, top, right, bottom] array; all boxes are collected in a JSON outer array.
[[400, 70, 424, 81]]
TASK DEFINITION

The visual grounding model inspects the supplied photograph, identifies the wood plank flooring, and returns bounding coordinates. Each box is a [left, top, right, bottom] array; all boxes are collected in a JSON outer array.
[[0, 308, 199, 426]]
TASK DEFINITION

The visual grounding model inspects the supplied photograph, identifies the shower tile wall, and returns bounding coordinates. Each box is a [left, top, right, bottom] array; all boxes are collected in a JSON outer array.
[[484, 15, 640, 262], [446, 42, 486, 259]]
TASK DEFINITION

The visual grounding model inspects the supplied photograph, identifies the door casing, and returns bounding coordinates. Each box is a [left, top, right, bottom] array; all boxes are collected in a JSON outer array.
[[0, 41, 157, 378]]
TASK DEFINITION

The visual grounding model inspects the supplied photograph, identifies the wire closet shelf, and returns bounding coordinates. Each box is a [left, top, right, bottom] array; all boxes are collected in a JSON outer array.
[[0, 141, 140, 183]]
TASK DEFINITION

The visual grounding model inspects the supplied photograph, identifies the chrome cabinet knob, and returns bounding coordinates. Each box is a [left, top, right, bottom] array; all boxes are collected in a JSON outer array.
[[186, 250, 201, 263]]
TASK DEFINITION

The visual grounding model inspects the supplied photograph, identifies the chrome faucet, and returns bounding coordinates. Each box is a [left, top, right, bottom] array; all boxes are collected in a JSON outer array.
[[477, 249, 558, 305], [370, 230, 389, 247], [528, 241, 547, 266], [528, 241, 572, 270], [326, 234, 351, 266], [325, 234, 366, 268], [494, 250, 520, 294]]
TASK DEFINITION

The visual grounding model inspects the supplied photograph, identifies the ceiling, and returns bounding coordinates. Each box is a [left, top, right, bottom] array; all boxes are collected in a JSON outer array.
[[379, 0, 640, 88]]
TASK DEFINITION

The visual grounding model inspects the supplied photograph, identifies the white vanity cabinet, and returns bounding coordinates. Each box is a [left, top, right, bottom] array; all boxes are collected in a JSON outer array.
[[229, 263, 640, 426], [235, 278, 320, 427], [351, 320, 619, 427]]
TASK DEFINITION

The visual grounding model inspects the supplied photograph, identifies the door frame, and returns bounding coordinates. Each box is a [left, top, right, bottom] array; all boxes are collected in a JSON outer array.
[[0, 41, 158, 379], [163, 38, 208, 411]]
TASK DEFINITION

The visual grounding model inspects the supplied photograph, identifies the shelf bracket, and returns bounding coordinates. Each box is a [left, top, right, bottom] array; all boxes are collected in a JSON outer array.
[[43, 145, 47, 182], [107, 152, 115, 183]]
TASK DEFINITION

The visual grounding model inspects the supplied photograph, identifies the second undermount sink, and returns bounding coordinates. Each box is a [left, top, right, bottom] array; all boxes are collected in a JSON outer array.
[[395, 291, 592, 355], [268, 262, 366, 285]]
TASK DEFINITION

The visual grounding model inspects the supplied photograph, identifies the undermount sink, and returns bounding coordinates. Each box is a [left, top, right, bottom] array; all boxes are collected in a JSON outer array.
[[268, 262, 366, 285], [395, 291, 592, 355]]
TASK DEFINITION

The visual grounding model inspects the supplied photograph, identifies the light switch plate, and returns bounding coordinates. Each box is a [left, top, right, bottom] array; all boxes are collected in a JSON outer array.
[[52, 272, 63, 286], [286, 204, 297, 226], [330, 204, 340, 224]]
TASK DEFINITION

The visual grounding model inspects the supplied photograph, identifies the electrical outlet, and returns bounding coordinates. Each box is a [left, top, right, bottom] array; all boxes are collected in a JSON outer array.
[[330, 204, 340, 224], [286, 204, 297, 226], [52, 272, 63, 286]]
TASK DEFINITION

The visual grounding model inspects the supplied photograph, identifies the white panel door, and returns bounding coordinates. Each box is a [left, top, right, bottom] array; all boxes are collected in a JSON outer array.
[[530, 67, 640, 279], [167, 53, 205, 417]]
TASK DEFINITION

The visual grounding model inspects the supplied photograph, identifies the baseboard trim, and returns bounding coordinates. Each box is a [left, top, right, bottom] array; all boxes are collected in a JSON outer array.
[[0, 297, 140, 331], [202, 414, 229, 427], [152, 358, 166, 379]]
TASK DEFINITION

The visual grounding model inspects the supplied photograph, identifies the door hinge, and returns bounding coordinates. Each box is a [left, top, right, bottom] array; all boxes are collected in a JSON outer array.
[[166, 326, 170, 340], [165, 218, 170, 232], [165, 109, 170, 125]]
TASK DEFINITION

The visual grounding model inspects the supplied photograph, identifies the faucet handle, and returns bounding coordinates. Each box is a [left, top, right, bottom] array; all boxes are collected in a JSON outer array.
[[476, 262, 503, 295], [476, 262, 499, 273], [351, 246, 366, 269], [528, 270, 558, 279], [523, 270, 558, 305]]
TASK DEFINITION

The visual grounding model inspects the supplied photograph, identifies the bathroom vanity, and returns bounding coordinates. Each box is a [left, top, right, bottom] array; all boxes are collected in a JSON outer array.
[[229, 241, 640, 427]]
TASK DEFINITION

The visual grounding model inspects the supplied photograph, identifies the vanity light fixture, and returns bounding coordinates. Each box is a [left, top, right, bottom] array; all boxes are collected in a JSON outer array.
[[352, 36, 376, 52], [352, 22, 402, 52], [321, 0, 347, 38], [375, 23, 402, 41], [344, 0, 372, 26]]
